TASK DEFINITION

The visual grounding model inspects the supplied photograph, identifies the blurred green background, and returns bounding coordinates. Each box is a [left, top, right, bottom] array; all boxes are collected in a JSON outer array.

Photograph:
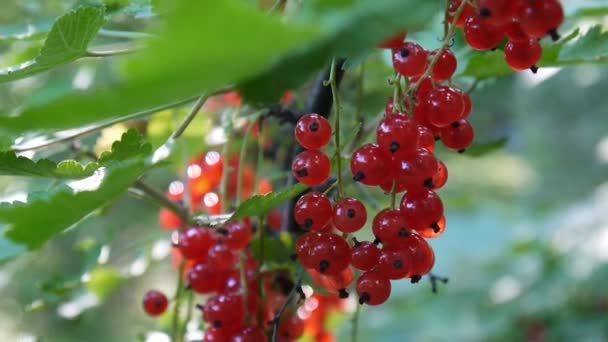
[[0, 0, 607, 341]]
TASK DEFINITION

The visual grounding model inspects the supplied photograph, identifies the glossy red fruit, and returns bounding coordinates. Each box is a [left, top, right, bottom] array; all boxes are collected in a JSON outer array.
[[356, 271, 391, 306], [372, 209, 410, 246], [448, 0, 476, 28], [267, 209, 283, 232], [392, 42, 429, 77], [294, 192, 333, 232], [333, 198, 367, 233], [464, 15, 505, 51], [188, 263, 226, 294], [431, 49, 457, 81], [295, 114, 332, 150], [518, 0, 564, 40], [412, 77, 434, 101], [393, 148, 439, 191], [385, 97, 398, 115], [432, 159, 449, 190], [222, 221, 254, 251], [400, 190, 444, 232], [208, 244, 236, 270], [292, 150, 331, 186], [379, 31, 407, 49], [440, 119, 475, 152], [377, 114, 419, 158], [295, 232, 323, 269], [307, 233, 351, 275], [351, 240, 381, 271], [143, 290, 169, 316], [419, 215, 447, 239], [203, 293, 245, 330], [178, 228, 214, 261], [504, 39, 543, 72], [204, 328, 228, 342], [309, 267, 354, 296], [377, 246, 413, 280], [461, 93, 473, 119], [427, 86, 465, 127], [278, 314, 305, 341], [504, 20, 529, 42], [405, 233, 436, 277], [478, 0, 520, 27], [351, 144, 393, 186], [417, 125, 437, 153], [189, 151, 224, 201], [231, 326, 266, 342], [159, 208, 185, 231]]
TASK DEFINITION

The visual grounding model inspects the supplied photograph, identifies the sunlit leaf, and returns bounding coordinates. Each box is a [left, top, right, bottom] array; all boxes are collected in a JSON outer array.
[[0, 152, 98, 179], [231, 184, 308, 220]]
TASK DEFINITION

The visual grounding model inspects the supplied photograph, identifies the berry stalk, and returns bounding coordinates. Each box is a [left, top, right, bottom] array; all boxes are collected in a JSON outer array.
[[327, 58, 346, 199]]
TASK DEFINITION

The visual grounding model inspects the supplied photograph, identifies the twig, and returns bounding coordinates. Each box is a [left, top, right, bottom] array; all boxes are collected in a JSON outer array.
[[239, 251, 251, 324], [325, 59, 345, 199], [170, 94, 209, 140], [191, 213, 233, 227], [133, 179, 190, 222], [171, 261, 187, 342], [257, 216, 267, 326], [271, 268, 304, 342], [465, 79, 481, 94], [429, 273, 449, 294], [179, 291, 195, 340]]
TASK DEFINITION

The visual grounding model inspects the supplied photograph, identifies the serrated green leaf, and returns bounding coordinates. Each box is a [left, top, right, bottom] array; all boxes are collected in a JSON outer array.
[[250, 236, 291, 264], [231, 184, 308, 220], [239, 0, 438, 103], [0, 7, 105, 83], [465, 138, 508, 157], [98, 129, 152, 164], [86, 267, 125, 300], [559, 26, 608, 63], [0, 152, 98, 179]]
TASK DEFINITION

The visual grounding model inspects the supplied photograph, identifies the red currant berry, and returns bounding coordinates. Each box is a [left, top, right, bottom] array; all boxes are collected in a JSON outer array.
[[504, 20, 530, 42], [159, 208, 185, 231], [267, 209, 283, 232], [448, 0, 476, 28], [204, 328, 227, 342], [294, 192, 333, 232], [417, 124, 437, 153], [308, 233, 351, 275], [432, 159, 449, 190], [203, 293, 245, 330], [351, 239, 381, 271], [440, 119, 475, 152], [405, 233, 435, 278], [393, 148, 439, 191], [385, 97, 398, 115], [419, 215, 447, 239], [292, 150, 331, 187], [427, 86, 465, 127], [356, 271, 391, 306], [208, 243, 236, 270], [461, 93, 473, 119], [351, 144, 393, 186], [310, 267, 354, 297], [295, 114, 332, 150], [377, 246, 413, 280], [518, 0, 564, 40], [178, 228, 214, 261], [392, 42, 429, 78], [412, 76, 434, 101], [231, 326, 266, 342], [333, 198, 367, 233], [377, 114, 419, 158], [400, 189, 444, 232], [188, 262, 226, 294], [504, 39, 543, 72], [478, 0, 520, 27], [278, 314, 305, 341], [431, 49, 457, 81], [295, 232, 323, 269], [464, 15, 505, 51], [222, 220, 254, 251], [379, 31, 408, 49], [143, 290, 169, 316], [372, 209, 409, 247]]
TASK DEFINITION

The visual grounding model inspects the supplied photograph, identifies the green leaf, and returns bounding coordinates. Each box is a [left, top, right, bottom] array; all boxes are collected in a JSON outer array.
[[559, 26, 608, 63], [86, 267, 126, 300], [0, 1, 315, 136], [0, 7, 105, 83], [231, 183, 308, 220], [0, 152, 98, 179], [465, 138, 508, 157], [98, 129, 152, 164], [0, 130, 153, 250], [238, 0, 439, 103], [250, 237, 291, 264]]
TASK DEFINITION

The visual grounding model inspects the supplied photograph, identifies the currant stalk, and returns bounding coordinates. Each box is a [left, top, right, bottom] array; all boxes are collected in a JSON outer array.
[[327, 58, 345, 199]]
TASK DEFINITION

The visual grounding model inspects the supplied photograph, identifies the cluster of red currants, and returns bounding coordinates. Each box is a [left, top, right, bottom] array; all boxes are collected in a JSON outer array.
[[454, 0, 565, 72]]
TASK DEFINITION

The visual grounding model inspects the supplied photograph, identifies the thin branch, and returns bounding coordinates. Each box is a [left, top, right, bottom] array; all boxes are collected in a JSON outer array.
[[170, 94, 209, 140], [172, 261, 187, 342], [271, 268, 304, 342], [326, 59, 345, 199], [465, 79, 481, 94], [133, 179, 190, 222], [191, 213, 233, 227], [429, 273, 449, 294]]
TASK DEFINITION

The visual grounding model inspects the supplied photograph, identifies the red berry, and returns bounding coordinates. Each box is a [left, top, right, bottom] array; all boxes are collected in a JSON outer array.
[[432, 159, 449, 190], [377, 114, 419, 158], [295, 114, 332, 150], [267, 209, 283, 232], [412, 77, 434, 101], [461, 93, 473, 119], [377, 246, 413, 280], [427, 86, 465, 127], [392, 42, 429, 78], [222, 220, 254, 251], [309, 267, 354, 296], [231, 326, 266, 342], [159, 208, 185, 231], [419, 215, 447, 239], [372, 209, 409, 247], [416, 124, 437, 153], [431, 49, 457, 81], [504, 20, 530, 42], [385, 97, 398, 115], [278, 314, 305, 341], [188, 262, 226, 294], [143, 290, 169, 316], [351, 240, 381, 271], [208, 243, 236, 270], [203, 293, 245, 330], [295, 232, 323, 269], [393, 148, 439, 191], [400, 190, 444, 232], [351, 144, 393, 186], [189, 152, 224, 202], [405, 233, 435, 277], [448, 0, 476, 28], [333, 198, 367, 233], [518, 0, 564, 40], [379, 31, 408, 49], [440, 119, 475, 152], [478, 0, 520, 27], [292, 150, 331, 186], [356, 271, 391, 306], [178, 228, 214, 261], [204, 328, 228, 342], [307, 233, 351, 275], [294, 192, 333, 232], [464, 15, 505, 51], [504, 39, 543, 72]]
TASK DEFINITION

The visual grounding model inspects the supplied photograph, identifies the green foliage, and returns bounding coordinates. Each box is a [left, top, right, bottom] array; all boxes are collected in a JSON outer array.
[[559, 26, 608, 63], [0, 152, 98, 179], [250, 236, 292, 265], [231, 183, 308, 220], [465, 138, 509, 157], [0, 7, 105, 83], [86, 267, 126, 300]]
